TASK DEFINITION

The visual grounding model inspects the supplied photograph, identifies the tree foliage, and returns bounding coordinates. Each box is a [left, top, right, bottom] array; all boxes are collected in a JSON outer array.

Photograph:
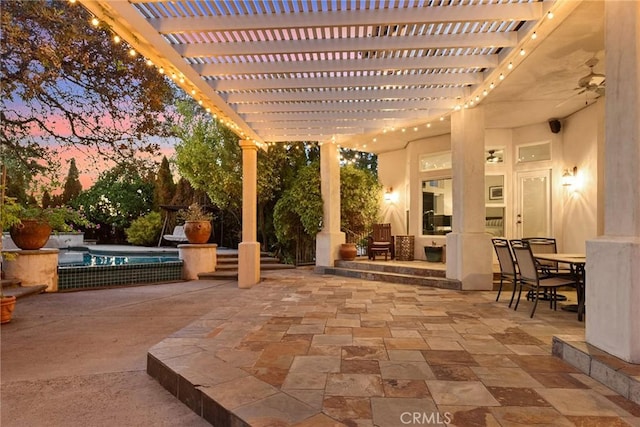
[[126, 211, 162, 246], [340, 165, 382, 234], [174, 100, 242, 214], [273, 161, 323, 244], [73, 164, 154, 242], [153, 156, 176, 210], [0, 0, 176, 177], [62, 158, 82, 204]]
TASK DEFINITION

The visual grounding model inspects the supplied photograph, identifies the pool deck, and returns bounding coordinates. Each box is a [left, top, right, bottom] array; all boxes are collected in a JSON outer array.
[[70, 244, 238, 256], [2, 268, 639, 426]]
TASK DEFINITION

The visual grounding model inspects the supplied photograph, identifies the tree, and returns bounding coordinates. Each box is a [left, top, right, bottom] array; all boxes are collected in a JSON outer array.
[[62, 159, 82, 204], [153, 156, 176, 210], [72, 164, 154, 243], [1, 0, 176, 178], [340, 165, 382, 235], [41, 190, 52, 209]]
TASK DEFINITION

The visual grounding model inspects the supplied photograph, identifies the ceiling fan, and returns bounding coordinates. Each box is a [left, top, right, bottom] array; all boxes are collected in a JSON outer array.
[[486, 149, 499, 163], [555, 58, 605, 109], [575, 58, 605, 95]]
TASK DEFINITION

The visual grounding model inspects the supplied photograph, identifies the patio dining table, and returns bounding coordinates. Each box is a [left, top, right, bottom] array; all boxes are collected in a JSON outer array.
[[534, 253, 586, 321]]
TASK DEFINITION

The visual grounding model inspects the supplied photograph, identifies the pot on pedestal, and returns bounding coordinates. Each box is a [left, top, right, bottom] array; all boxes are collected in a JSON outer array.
[[183, 220, 212, 244], [9, 219, 52, 250]]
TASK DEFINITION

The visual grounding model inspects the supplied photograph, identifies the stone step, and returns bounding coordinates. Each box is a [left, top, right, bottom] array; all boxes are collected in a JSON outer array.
[[198, 260, 295, 280], [216, 256, 280, 265], [1, 279, 47, 299], [318, 266, 461, 290], [334, 260, 446, 278]]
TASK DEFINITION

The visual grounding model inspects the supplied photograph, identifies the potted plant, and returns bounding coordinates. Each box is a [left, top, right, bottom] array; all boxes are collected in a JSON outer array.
[[8, 205, 93, 250], [177, 203, 213, 244]]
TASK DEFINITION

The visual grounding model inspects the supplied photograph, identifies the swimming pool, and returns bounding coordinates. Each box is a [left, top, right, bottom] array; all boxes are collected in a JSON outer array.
[[60, 252, 180, 267], [58, 249, 183, 291]]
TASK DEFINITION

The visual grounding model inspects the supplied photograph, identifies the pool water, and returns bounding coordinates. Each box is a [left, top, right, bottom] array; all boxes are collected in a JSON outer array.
[[59, 251, 179, 267]]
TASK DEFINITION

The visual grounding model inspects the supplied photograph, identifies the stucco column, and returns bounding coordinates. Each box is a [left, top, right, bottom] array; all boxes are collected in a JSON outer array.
[[446, 107, 493, 290], [586, 0, 640, 363], [316, 142, 345, 267], [238, 139, 260, 288]]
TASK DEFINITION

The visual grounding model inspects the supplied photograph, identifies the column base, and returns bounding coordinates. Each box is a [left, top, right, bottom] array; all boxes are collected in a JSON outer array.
[[315, 231, 346, 267], [2, 248, 59, 292], [178, 244, 218, 280], [445, 232, 493, 290], [586, 237, 640, 363], [238, 242, 261, 289]]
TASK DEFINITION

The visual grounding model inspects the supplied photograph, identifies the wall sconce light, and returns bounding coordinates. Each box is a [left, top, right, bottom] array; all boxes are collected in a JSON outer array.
[[384, 187, 393, 202], [562, 166, 578, 187]]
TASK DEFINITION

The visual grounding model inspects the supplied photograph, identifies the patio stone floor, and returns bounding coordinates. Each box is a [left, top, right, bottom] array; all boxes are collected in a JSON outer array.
[[148, 268, 640, 426]]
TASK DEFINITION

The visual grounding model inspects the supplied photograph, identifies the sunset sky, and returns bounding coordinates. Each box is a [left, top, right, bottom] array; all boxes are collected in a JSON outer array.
[[48, 137, 177, 190]]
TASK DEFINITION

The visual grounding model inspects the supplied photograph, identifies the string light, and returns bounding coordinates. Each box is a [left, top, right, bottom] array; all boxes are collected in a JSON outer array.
[[158, 67, 164, 74], [483, 89, 488, 96], [507, 62, 513, 70], [91, 17, 100, 27], [499, 73, 505, 80], [531, 32, 537, 40], [547, 10, 554, 19], [146, 59, 153, 66], [113, 35, 121, 44], [128, 48, 136, 57], [520, 48, 526, 56], [440, 116, 445, 121]]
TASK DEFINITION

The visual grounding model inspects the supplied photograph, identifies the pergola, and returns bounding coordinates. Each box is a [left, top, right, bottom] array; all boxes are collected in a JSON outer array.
[[77, 0, 640, 364]]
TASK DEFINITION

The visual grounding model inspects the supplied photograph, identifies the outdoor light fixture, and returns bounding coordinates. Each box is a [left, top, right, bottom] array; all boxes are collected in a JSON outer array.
[[384, 187, 394, 202], [562, 166, 578, 187]]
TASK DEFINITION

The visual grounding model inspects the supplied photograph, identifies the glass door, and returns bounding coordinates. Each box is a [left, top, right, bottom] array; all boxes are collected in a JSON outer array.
[[515, 170, 551, 238]]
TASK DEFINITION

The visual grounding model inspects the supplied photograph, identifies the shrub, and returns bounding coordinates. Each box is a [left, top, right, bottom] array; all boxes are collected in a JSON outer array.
[[125, 212, 162, 246]]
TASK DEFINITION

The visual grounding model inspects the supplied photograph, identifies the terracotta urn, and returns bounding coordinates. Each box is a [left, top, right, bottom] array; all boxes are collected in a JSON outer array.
[[10, 219, 52, 250], [183, 220, 212, 244], [1, 296, 17, 324], [339, 243, 357, 261]]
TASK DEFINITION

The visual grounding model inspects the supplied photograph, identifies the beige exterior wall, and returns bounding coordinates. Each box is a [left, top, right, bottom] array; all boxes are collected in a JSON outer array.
[[377, 101, 604, 258]]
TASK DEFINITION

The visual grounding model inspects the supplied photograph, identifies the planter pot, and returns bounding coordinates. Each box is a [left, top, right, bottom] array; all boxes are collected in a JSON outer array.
[[10, 219, 52, 250], [1, 296, 17, 324], [339, 243, 357, 261], [424, 245, 444, 263], [183, 221, 212, 244]]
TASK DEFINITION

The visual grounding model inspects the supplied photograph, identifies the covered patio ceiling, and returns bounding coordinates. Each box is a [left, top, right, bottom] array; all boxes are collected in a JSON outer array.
[[79, 0, 604, 153]]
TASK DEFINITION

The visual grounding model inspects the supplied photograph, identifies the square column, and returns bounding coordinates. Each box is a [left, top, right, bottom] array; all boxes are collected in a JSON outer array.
[[586, 1, 640, 363], [446, 107, 493, 290], [238, 139, 260, 288], [316, 142, 345, 267]]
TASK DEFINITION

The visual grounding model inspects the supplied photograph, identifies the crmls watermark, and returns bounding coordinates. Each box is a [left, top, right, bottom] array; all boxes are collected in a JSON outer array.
[[400, 411, 453, 425]]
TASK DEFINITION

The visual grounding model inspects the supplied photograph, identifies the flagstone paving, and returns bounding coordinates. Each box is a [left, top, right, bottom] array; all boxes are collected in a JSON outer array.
[[148, 268, 640, 426]]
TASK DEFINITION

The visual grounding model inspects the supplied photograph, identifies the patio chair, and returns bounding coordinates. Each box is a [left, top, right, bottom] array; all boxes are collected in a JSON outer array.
[[522, 237, 572, 302], [163, 225, 188, 243], [522, 237, 573, 276], [367, 223, 394, 261], [491, 238, 518, 307], [510, 239, 576, 318]]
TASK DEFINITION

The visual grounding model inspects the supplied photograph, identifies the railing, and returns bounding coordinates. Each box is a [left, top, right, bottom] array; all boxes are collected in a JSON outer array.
[[343, 228, 371, 257], [295, 226, 316, 266]]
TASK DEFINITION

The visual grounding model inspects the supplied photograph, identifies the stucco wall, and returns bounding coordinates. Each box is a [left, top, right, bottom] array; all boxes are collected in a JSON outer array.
[[377, 103, 601, 257], [561, 101, 601, 252]]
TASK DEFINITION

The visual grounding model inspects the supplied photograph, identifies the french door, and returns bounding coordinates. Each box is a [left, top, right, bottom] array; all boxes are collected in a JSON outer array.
[[515, 169, 551, 238]]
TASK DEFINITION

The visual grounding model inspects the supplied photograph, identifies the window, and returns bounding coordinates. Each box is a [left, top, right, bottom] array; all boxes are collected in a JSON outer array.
[[485, 175, 505, 237], [419, 151, 451, 172], [422, 178, 452, 235], [517, 142, 551, 163]]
